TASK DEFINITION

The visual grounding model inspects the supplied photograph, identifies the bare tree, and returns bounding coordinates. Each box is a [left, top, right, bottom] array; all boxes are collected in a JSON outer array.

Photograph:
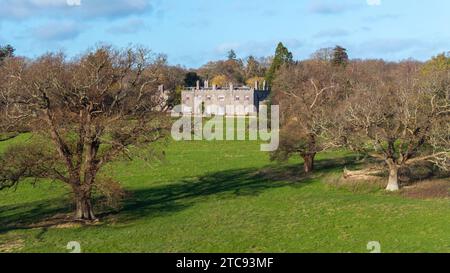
[[343, 60, 449, 191], [310, 47, 334, 63], [271, 60, 346, 173], [0, 46, 170, 220]]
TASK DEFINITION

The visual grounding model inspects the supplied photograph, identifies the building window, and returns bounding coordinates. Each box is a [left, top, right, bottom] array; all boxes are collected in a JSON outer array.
[[218, 95, 225, 102], [235, 96, 240, 101], [207, 95, 212, 101], [245, 96, 250, 101]]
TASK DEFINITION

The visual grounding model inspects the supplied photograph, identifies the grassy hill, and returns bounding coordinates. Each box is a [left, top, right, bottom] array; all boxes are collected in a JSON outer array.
[[0, 135, 449, 253]]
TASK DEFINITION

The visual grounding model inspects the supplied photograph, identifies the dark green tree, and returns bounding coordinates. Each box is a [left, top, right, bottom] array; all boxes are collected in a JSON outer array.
[[227, 49, 237, 60], [265, 42, 293, 86], [0, 44, 15, 62], [332, 45, 349, 67], [184, 72, 202, 87]]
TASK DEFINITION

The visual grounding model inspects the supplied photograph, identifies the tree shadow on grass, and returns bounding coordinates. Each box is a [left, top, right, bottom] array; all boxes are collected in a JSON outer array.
[[110, 155, 358, 223], [0, 198, 71, 234], [114, 167, 292, 223], [0, 156, 357, 233]]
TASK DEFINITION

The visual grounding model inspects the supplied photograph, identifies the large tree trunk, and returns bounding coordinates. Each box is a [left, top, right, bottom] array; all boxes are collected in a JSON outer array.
[[75, 194, 96, 221], [386, 160, 400, 191], [73, 137, 100, 221], [302, 153, 316, 174], [73, 183, 96, 221]]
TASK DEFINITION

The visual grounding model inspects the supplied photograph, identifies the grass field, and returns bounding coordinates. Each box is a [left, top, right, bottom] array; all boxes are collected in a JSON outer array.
[[0, 134, 449, 253]]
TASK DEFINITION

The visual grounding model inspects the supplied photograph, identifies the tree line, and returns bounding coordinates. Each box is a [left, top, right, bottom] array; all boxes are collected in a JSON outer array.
[[271, 53, 449, 191], [0, 43, 448, 221]]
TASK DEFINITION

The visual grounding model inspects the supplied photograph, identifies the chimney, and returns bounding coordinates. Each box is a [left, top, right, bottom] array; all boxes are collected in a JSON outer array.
[[263, 80, 267, 90], [229, 83, 234, 91], [254, 80, 259, 90], [213, 84, 217, 90], [196, 80, 200, 90], [204, 80, 209, 89]]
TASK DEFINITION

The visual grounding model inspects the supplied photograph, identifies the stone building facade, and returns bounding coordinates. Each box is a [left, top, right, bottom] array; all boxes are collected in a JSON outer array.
[[181, 81, 270, 116]]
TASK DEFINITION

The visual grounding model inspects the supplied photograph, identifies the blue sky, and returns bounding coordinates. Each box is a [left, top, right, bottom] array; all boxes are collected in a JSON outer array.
[[1, 0, 449, 68]]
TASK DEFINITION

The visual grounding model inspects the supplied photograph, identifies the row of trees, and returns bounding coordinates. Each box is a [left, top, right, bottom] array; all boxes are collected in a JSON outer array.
[[195, 51, 270, 88], [1, 42, 448, 220], [0, 42, 295, 221], [192, 42, 297, 89], [196, 44, 348, 89], [1, 43, 349, 94], [272, 54, 449, 191]]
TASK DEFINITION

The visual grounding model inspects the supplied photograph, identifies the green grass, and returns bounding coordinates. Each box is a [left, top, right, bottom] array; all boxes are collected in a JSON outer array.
[[0, 136, 449, 253]]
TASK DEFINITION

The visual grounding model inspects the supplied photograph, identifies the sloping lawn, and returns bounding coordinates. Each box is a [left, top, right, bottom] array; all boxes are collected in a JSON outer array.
[[0, 136, 449, 253]]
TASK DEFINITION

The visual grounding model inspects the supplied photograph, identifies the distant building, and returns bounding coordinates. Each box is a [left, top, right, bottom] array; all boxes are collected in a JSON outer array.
[[181, 80, 270, 116]]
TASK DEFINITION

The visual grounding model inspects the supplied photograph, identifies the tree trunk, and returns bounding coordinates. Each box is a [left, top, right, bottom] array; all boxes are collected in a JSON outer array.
[[386, 160, 399, 192], [74, 192, 96, 221], [302, 153, 316, 174]]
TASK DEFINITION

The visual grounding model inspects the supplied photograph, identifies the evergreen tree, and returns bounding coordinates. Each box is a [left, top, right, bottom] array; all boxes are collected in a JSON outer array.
[[227, 49, 237, 60], [0, 44, 15, 62], [265, 42, 293, 87], [332, 45, 349, 67], [184, 72, 202, 87]]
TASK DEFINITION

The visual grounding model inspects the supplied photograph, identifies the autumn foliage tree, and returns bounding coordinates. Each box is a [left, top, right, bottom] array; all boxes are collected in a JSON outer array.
[[211, 74, 229, 87], [197, 56, 245, 85], [0, 46, 169, 220]]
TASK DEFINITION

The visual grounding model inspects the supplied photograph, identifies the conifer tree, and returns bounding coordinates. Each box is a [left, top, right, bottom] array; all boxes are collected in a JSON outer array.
[[332, 45, 349, 67], [265, 42, 293, 86]]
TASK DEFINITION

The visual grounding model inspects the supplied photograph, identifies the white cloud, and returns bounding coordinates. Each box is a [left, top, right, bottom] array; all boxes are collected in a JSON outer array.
[[66, 0, 81, 6], [32, 20, 83, 41], [30, 0, 66, 6], [0, 0, 152, 19], [367, 0, 381, 6], [107, 18, 149, 34]]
